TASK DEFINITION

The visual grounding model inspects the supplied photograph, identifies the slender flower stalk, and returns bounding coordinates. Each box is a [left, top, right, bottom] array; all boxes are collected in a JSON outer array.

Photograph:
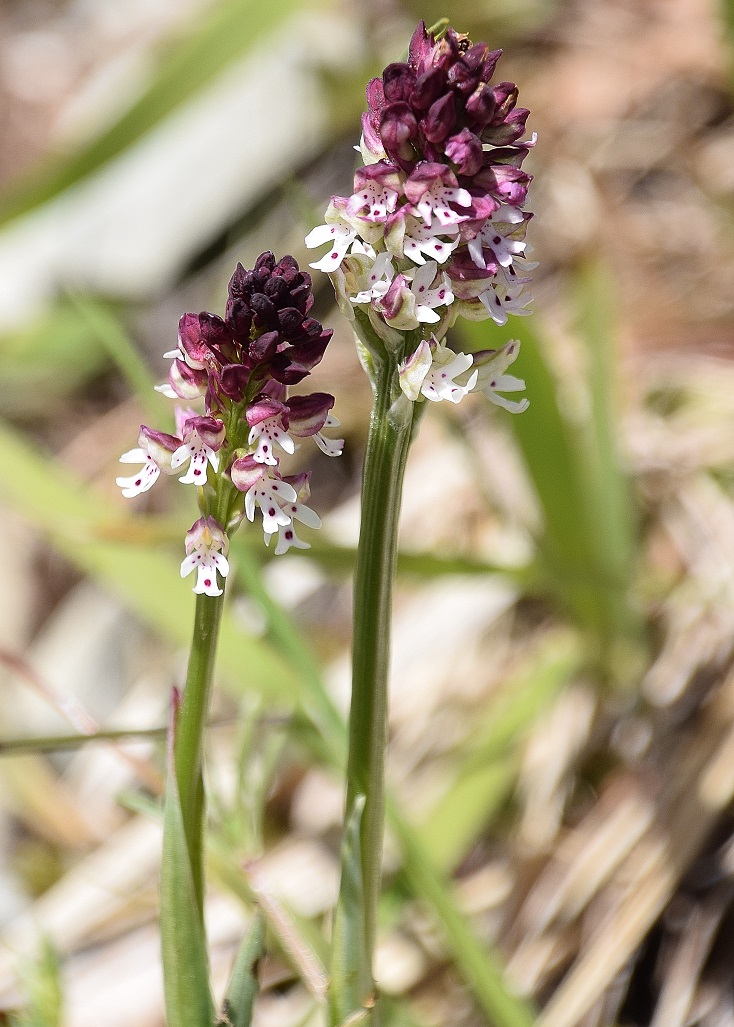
[[307, 22, 536, 1022], [116, 254, 340, 1020]]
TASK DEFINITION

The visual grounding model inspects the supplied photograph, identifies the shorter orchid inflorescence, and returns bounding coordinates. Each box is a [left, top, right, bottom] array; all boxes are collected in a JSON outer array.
[[306, 20, 534, 413], [117, 252, 342, 595]]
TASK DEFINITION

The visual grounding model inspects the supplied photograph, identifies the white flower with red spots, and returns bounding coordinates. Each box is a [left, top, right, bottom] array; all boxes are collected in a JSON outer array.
[[116, 427, 179, 497], [180, 517, 230, 597], [399, 339, 477, 404]]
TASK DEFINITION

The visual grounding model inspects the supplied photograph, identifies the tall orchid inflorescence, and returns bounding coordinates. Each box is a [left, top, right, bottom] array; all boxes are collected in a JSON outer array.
[[306, 21, 535, 412], [117, 252, 342, 596]]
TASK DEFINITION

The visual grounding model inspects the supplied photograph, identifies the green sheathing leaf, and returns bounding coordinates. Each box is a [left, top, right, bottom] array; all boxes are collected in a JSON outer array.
[[161, 703, 216, 1027], [221, 911, 265, 1027], [330, 797, 373, 1026], [0, 0, 305, 226]]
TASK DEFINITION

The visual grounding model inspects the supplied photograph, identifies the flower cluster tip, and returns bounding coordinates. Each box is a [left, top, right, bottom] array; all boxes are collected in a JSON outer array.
[[117, 253, 342, 594]]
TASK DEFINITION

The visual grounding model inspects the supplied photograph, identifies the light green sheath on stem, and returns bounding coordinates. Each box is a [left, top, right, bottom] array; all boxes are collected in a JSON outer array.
[[331, 331, 415, 1024]]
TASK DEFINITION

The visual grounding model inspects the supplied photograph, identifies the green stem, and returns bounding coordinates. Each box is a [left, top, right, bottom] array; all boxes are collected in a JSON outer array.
[[333, 347, 414, 1019], [174, 589, 225, 914]]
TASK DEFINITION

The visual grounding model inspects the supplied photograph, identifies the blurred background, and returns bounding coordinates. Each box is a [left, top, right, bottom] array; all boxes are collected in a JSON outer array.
[[0, 0, 734, 1024]]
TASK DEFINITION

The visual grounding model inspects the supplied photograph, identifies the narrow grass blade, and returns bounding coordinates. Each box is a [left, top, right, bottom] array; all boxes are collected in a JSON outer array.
[[67, 294, 166, 423], [221, 911, 265, 1027], [0, 0, 304, 226], [0, 300, 108, 417], [390, 806, 536, 1027], [161, 691, 215, 1027], [418, 631, 581, 871]]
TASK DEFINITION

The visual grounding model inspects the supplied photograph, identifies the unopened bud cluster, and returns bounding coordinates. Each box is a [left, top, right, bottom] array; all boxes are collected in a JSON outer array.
[[117, 253, 342, 595], [306, 22, 534, 412]]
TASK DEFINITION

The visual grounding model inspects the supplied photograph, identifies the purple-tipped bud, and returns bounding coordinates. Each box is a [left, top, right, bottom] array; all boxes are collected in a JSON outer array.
[[475, 163, 532, 206], [407, 20, 434, 73], [250, 293, 278, 331], [184, 415, 226, 450], [169, 359, 208, 400], [383, 63, 417, 103], [484, 107, 530, 146], [287, 393, 335, 437], [218, 364, 251, 401], [230, 453, 265, 492], [465, 83, 497, 126], [482, 48, 503, 81], [422, 93, 456, 144], [380, 102, 418, 157], [249, 330, 279, 364], [178, 313, 210, 369], [411, 67, 447, 111], [445, 128, 483, 175], [404, 162, 458, 204], [139, 426, 179, 469], [246, 397, 288, 428], [269, 331, 332, 385]]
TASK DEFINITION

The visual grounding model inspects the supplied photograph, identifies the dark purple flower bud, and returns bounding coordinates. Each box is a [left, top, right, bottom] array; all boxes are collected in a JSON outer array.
[[422, 93, 456, 144], [270, 332, 332, 385], [383, 63, 417, 103], [249, 329, 279, 364], [365, 76, 385, 118], [380, 102, 418, 158], [484, 108, 530, 146], [466, 43, 489, 71], [278, 306, 305, 336], [474, 163, 532, 206], [465, 83, 496, 126], [407, 20, 434, 73], [264, 276, 290, 305], [287, 393, 335, 437], [250, 293, 278, 331], [230, 454, 265, 492], [246, 396, 289, 428], [225, 297, 252, 340], [255, 251, 276, 273], [218, 364, 251, 401], [199, 312, 231, 353], [447, 57, 480, 95], [411, 67, 447, 111], [445, 128, 483, 175], [482, 48, 503, 81], [227, 262, 248, 297], [490, 82, 519, 122]]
